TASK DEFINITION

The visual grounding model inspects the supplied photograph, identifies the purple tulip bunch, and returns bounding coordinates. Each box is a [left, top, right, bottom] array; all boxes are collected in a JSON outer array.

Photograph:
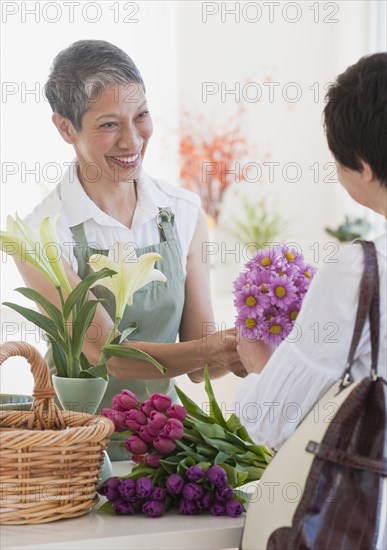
[[101, 390, 186, 463], [98, 464, 245, 518]]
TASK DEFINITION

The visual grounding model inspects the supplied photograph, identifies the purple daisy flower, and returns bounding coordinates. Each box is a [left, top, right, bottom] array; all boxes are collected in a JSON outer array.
[[246, 247, 278, 271], [236, 312, 262, 341], [234, 285, 269, 317], [262, 316, 292, 344], [285, 302, 301, 323], [233, 270, 253, 291], [267, 275, 298, 308], [278, 243, 305, 267]]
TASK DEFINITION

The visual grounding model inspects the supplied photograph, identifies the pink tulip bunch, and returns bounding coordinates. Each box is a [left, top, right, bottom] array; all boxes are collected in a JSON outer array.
[[101, 390, 187, 463]]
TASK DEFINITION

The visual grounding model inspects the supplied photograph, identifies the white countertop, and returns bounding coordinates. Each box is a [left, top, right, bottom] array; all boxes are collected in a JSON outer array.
[[1, 463, 245, 550]]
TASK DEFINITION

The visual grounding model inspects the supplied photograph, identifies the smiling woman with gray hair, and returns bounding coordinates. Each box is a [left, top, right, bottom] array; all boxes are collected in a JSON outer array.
[[15, 40, 245, 460]]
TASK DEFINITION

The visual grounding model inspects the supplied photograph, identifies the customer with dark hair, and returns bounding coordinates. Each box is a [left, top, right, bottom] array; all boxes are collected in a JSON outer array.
[[235, 51, 387, 468], [15, 40, 244, 459]]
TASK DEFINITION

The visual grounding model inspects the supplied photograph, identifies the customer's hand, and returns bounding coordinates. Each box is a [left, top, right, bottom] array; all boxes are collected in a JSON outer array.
[[237, 336, 274, 375]]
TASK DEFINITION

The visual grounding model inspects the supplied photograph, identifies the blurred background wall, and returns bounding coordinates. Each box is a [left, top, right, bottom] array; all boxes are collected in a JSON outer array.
[[1, 0, 386, 407]]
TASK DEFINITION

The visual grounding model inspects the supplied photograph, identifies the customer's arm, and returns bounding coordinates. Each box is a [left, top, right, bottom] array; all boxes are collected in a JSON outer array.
[[234, 243, 367, 450]]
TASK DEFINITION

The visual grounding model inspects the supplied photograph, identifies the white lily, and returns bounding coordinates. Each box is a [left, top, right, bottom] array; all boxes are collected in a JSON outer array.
[[39, 216, 72, 294], [88, 242, 167, 320], [0, 214, 72, 293]]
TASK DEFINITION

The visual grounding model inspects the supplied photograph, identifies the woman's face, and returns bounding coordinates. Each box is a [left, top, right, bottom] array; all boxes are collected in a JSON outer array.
[[71, 82, 153, 185]]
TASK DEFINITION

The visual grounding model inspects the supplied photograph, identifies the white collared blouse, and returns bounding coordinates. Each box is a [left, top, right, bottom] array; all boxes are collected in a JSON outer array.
[[24, 164, 201, 275]]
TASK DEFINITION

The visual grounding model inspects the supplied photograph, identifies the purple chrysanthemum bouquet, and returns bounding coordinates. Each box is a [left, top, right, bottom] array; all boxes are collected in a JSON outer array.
[[98, 369, 273, 518], [234, 243, 317, 344]]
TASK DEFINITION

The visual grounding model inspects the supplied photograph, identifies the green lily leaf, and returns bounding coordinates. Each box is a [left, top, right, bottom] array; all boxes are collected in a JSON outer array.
[[204, 366, 228, 428], [14, 287, 64, 333], [71, 300, 101, 358], [102, 344, 166, 374], [79, 363, 108, 380], [63, 267, 116, 320], [119, 322, 138, 343], [50, 339, 69, 378], [2, 302, 60, 341]]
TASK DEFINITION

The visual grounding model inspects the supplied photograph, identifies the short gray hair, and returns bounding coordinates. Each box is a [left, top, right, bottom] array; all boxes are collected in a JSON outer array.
[[44, 40, 145, 131]]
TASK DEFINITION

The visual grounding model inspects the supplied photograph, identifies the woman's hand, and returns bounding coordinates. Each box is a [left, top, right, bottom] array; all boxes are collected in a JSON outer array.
[[189, 328, 248, 382], [237, 336, 274, 375]]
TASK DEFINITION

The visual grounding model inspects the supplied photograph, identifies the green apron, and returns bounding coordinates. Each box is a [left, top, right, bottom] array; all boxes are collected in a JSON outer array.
[[53, 209, 185, 460]]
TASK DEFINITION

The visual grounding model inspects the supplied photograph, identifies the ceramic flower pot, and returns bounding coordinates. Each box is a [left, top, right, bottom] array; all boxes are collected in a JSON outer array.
[[52, 375, 108, 415], [51, 375, 113, 481]]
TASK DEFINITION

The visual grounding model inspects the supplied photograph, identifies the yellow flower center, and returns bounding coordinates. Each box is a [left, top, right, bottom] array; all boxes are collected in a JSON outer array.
[[304, 271, 311, 278], [269, 324, 282, 335], [277, 270, 285, 276], [285, 251, 294, 261], [275, 286, 286, 298], [261, 283, 269, 293], [290, 310, 299, 321], [245, 296, 257, 307], [260, 257, 272, 267], [245, 318, 256, 329]]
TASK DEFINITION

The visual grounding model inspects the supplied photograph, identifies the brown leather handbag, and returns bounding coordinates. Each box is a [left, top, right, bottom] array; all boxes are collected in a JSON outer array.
[[242, 240, 387, 550]]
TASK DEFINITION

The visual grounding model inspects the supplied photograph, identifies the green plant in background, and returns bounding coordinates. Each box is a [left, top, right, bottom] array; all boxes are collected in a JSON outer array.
[[325, 215, 372, 242], [227, 198, 285, 247]]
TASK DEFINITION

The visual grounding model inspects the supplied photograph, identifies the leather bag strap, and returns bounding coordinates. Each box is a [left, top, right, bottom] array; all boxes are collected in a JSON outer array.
[[340, 240, 379, 387], [306, 440, 387, 476]]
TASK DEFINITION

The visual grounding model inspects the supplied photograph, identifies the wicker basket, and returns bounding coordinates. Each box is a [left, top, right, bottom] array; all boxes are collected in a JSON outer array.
[[0, 341, 115, 524]]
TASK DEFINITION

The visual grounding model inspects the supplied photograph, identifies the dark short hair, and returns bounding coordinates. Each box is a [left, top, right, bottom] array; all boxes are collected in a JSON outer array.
[[323, 52, 387, 186], [44, 40, 145, 131]]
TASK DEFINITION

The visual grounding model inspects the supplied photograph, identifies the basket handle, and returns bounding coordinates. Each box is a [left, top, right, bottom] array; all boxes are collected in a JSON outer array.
[[0, 341, 66, 430]]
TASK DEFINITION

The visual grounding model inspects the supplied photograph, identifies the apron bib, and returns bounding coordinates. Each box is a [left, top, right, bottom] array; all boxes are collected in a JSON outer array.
[[50, 209, 185, 460]]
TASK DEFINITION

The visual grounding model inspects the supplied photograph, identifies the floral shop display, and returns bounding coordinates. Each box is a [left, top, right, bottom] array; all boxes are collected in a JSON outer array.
[[98, 369, 273, 518]]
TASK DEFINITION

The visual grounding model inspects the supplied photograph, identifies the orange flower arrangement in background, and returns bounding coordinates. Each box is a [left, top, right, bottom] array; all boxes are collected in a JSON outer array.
[[179, 109, 250, 223]]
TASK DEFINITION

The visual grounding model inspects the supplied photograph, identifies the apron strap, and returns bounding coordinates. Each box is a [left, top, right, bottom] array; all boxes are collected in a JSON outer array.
[[156, 208, 175, 242]]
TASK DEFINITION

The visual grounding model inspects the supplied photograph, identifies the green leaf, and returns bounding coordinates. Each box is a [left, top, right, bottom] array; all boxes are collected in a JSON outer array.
[[71, 300, 100, 358], [102, 344, 166, 374], [14, 287, 64, 332], [50, 339, 69, 377], [199, 433, 244, 454], [79, 363, 108, 380], [175, 440, 208, 462], [2, 302, 60, 340], [214, 451, 231, 465], [119, 322, 138, 343], [97, 501, 114, 514], [63, 267, 116, 320], [177, 456, 196, 476], [195, 421, 226, 439], [204, 367, 228, 428], [194, 444, 217, 459], [174, 385, 214, 424]]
